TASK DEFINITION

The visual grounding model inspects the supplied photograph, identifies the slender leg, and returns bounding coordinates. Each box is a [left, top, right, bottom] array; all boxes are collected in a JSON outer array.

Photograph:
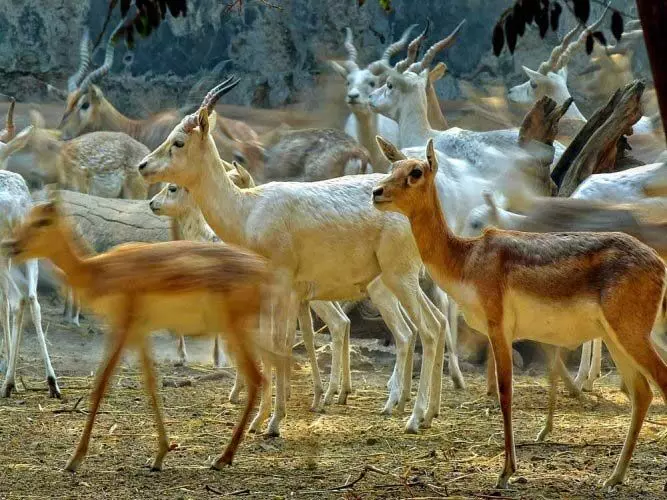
[[1, 298, 25, 398], [422, 294, 449, 427], [602, 341, 651, 490], [212, 335, 263, 468], [537, 347, 559, 442], [583, 338, 602, 391], [139, 341, 172, 471], [333, 301, 352, 403], [0, 267, 12, 361], [445, 298, 465, 390], [297, 302, 323, 411], [25, 261, 59, 398], [367, 278, 412, 414], [65, 326, 129, 472], [486, 344, 497, 397], [213, 335, 228, 368], [176, 335, 188, 365], [574, 341, 592, 390], [266, 292, 298, 437], [489, 323, 516, 489], [249, 295, 275, 433]]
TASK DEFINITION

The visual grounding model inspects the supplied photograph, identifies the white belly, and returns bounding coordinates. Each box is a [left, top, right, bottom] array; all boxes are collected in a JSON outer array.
[[503, 291, 605, 349]]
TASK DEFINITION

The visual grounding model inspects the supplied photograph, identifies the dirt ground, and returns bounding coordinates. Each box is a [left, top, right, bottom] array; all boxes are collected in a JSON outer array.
[[0, 300, 666, 500]]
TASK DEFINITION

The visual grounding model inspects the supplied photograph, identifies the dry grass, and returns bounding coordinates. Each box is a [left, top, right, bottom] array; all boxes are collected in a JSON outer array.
[[1, 350, 667, 499]]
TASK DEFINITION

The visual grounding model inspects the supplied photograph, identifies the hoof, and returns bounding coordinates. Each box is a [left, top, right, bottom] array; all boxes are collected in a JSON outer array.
[[211, 454, 233, 470], [48, 377, 61, 399], [1, 381, 15, 398], [337, 389, 351, 405], [64, 457, 81, 473], [404, 416, 421, 434], [451, 374, 466, 391], [536, 427, 550, 442]]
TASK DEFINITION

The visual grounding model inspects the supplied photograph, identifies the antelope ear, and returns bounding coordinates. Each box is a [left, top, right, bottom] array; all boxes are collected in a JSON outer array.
[[233, 161, 255, 188], [375, 135, 407, 163], [198, 108, 210, 136], [425, 138, 438, 174], [522, 65, 546, 83], [89, 85, 103, 103]]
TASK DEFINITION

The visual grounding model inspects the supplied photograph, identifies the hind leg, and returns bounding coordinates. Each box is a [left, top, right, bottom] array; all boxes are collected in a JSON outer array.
[[574, 341, 593, 390], [601, 340, 652, 490], [297, 302, 323, 411], [582, 338, 602, 391]]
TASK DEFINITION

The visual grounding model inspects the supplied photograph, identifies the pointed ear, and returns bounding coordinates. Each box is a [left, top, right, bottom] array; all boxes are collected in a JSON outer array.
[[375, 135, 406, 163], [522, 65, 546, 82], [29, 110, 46, 129], [329, 61, 349, 79], [233, 161, 255, 188], [428, 62, 447, 83], [89, 85, 103, 103], [425, 139, 438, 174], [557, 66, 568, 81], [197, 108, 210, 136]]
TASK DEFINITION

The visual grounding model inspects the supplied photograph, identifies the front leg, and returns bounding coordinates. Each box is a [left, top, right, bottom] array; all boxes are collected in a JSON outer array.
[[297, 302, 323, 411], [488, 322, 516, 489]]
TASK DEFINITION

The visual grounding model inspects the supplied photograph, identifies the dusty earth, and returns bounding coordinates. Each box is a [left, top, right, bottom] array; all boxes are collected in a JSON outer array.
[[0, 298, 666, 500]]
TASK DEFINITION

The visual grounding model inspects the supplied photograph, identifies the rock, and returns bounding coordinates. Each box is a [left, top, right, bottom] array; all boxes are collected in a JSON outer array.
[[512, 348, 524, 371], [315, 343, 374, 371]]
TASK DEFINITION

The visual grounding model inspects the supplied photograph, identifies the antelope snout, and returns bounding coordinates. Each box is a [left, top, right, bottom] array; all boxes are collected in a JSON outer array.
[[137, 160, 148, 172], [346, 91, 361, 104], [149, 199, 160, 214], [372, 186, 386, 203]]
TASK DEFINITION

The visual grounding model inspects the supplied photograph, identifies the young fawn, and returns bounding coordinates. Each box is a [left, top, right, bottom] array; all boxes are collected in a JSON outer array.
[[1, 196, 271, 471], [371, 137, 667, 490]]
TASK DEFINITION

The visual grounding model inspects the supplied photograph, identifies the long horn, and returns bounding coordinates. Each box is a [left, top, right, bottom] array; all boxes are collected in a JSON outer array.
[[407, 19, 466, 73], [68, 29, 92, 93], [368, 24, 417, 75], [343, 27, 359, 72], [553, 3, 611, 72], [537, 24, 582, 75], [202, 75, 241, 113], [395, 21, 430, 73], [0, 98, 16, 142]]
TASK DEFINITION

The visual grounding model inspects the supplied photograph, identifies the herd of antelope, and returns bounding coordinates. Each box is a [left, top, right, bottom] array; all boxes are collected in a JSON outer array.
[[1, 10, 667, 492]]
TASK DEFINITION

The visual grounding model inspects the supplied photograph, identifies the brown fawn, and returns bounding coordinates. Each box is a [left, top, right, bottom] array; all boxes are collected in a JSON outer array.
[[371, 137, 667, 491], [1, 195, 271, 472]]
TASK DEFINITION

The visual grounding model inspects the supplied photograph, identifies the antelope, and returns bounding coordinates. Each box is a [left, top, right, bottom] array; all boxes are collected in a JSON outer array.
[[1, 195, 272, 471], [507, 8, 657, 136], [372, 137, 667, 490], [149, 164, 255, 367], [0, 171, 59, 398], [57, 30, 261, 163], [138, 80, 465, 435], [331, 22, 461, 171]]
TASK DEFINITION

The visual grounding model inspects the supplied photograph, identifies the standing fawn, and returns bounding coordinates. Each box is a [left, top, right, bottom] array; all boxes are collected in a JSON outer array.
[[1, 196, 271, 471], [372, 137, 667, 490]]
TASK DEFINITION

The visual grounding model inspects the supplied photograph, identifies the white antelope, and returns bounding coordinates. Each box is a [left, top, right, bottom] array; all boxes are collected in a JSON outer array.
[[138, 79, 465, 435], [0, 171, 59, 398], [372, 137, 667, 491]]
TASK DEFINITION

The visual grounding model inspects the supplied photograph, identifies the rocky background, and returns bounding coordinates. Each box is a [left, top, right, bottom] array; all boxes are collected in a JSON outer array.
[[0, 0, 651, 121]]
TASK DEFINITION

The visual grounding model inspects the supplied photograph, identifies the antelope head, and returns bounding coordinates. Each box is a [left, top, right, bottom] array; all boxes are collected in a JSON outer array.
[[372, 136, 438, 218], [139, 77, 241, 186], [329, 25, 417, 116]]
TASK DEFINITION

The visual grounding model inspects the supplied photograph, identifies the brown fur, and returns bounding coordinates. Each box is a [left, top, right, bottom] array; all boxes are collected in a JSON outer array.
[[2, 199, 270, 471], [373, 137, 667, 490]]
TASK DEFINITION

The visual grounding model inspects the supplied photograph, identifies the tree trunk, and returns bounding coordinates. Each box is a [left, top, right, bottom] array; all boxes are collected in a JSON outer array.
[[636, 0, 667, 143], [555, 80, 644, 197]]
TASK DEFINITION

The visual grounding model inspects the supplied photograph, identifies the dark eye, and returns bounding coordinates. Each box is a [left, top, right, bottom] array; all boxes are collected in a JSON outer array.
[[387, 82, 393, 90], [530, 81, 537, 89], [81, 102, 90, 110], [168, 185, 178, 193], [409, 169, 422, 180], [173, 140, 184, 148], [369, 81, 375, 88], [471, 221, 482, 230]]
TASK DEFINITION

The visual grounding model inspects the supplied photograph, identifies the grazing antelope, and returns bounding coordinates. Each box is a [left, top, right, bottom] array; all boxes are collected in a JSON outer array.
[[1, 196, 271, 471], [138, 80, 465, 435], [1, 123, 148, 199], [149, 164, 255, 367], [0, 171, 59, 398], [372, 137, 667, 490]]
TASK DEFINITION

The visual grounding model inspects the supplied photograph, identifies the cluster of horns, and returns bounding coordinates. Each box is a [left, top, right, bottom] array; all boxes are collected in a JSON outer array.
[[536, 3, 644, 77], [339, 19, 466, 77], [181, 76, 241, 133]]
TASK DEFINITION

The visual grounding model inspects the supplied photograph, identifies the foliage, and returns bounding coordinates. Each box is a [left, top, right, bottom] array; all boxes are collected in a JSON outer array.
[[491, 0, 628, 57]]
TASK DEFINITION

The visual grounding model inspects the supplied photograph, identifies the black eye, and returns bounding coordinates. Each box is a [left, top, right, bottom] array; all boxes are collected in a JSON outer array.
[[81, 102, 90, 110], [173, 140, 184, 148], [369, 81, 375, 88], [233, 152, 246, 164], [530, 81, 537, 89], [471, 221, 482, 230], [409, 169, 422, 179], [168, 185, 178, 193], [387, 83, 393, 90]]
